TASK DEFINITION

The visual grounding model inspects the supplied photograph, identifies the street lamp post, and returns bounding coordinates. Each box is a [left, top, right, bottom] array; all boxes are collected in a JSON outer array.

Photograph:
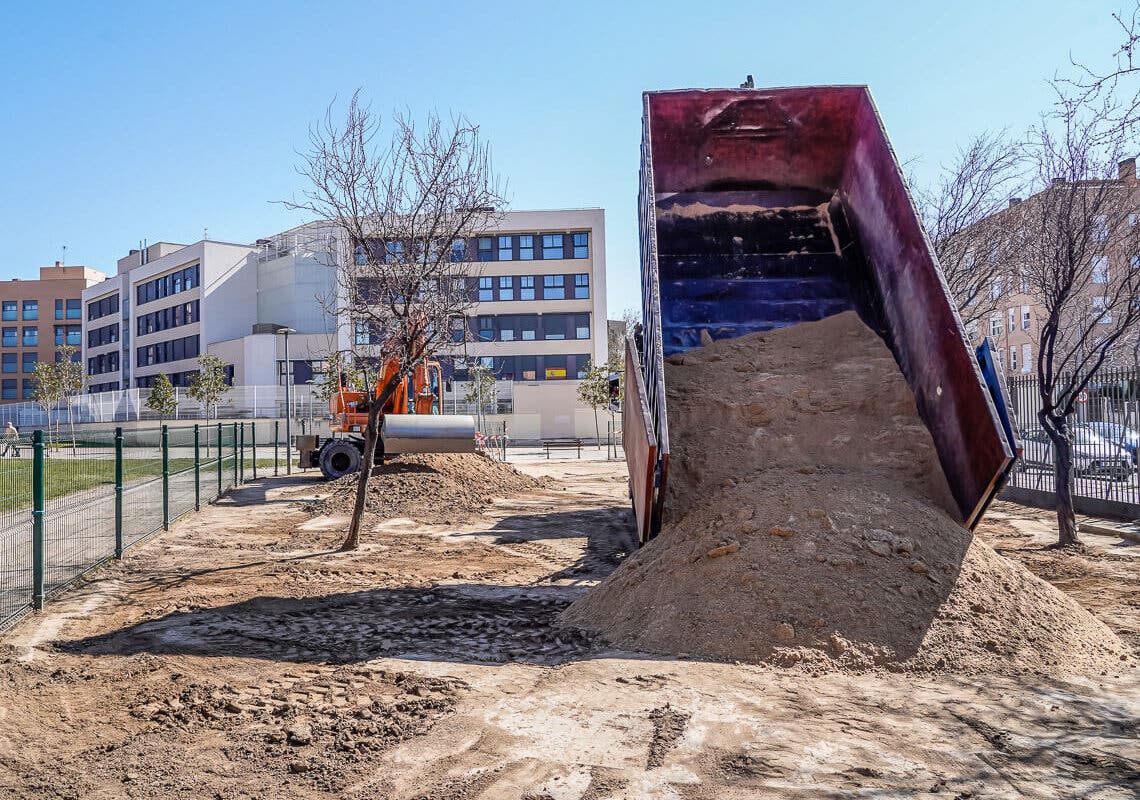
[[277, 327, 297, 474]]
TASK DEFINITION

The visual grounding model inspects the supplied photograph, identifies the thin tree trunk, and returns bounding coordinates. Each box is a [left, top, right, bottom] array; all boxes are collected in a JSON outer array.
[[593, 408, 600, 449], [1053, 431, 1080, 546], [342, 404, 381, 552]]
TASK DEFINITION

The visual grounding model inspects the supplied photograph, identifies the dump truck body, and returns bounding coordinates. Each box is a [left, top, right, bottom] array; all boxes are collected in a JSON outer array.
[[627, 86, 1018, 543]]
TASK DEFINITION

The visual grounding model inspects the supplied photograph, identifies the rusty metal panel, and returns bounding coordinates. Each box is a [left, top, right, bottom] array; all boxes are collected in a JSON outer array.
[[623, 336, 657, 544], [837, 91, 1014, 526]]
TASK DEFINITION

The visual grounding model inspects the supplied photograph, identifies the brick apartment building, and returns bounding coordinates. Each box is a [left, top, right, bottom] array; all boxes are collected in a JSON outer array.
[[0, 263, 106, 402], [960, 157, 1140, 376]]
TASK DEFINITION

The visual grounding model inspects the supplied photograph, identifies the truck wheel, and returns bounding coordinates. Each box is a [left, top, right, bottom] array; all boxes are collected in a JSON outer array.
[[319, 440, 361, 480]]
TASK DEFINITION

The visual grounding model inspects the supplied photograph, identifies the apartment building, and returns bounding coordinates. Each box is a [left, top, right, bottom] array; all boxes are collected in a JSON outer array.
[[960, 157, 1140, 377], [82, 240, 259, 391], [441, 209, 607, 380], [0, 263, 105, 402]]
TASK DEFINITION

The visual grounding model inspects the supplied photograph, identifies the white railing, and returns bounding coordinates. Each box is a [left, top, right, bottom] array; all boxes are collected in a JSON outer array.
[[0, 385, 325, 428]]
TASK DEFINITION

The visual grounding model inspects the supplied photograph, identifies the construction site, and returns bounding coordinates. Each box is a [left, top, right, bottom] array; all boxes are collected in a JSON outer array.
[[1, 85, 1138, 798]]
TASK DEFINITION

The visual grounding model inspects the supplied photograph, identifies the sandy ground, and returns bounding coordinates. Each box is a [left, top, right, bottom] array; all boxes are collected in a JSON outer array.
[[0, 456, 1137, 799]]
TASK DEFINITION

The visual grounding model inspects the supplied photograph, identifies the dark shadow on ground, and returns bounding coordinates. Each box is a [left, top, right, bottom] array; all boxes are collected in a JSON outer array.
[[454, 505, 638, 583], [56, 583, 604, 666], [216, 474, 325, 506]]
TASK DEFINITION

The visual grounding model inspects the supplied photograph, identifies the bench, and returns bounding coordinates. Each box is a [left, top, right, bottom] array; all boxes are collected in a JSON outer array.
[[543, 438, 583, 459]]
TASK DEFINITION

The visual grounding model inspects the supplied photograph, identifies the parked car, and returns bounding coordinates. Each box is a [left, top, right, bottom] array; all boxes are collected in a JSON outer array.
[[1019, 426, 1134, 481], [1079, 421, 1140, 465]]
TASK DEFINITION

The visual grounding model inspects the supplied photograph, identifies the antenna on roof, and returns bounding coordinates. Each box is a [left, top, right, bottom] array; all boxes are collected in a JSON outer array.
[[739, 74, 755, 89], [61, 245, 67, 265], [203, 227, 209, 241]]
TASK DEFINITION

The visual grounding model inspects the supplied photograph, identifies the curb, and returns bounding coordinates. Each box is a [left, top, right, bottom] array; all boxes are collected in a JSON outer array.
[[1079, 520, 1140, 544]]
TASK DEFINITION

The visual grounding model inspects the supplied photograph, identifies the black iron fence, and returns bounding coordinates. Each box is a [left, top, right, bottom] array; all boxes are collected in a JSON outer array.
[[1005, 367, 1140, 517], [0, 420, 290, 631]]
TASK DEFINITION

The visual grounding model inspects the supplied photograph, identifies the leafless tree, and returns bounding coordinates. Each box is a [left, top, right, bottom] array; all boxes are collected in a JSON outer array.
[[913, 131, 1024, 327], [288, 92, 503, 551], [1013, 101, 1140, 546], [1058, 2, 1140, 140]]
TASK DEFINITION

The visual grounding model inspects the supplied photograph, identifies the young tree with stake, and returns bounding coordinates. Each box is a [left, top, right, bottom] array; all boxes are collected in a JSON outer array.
[[145, 373, 178, 422], [289, 92, 503, 551]]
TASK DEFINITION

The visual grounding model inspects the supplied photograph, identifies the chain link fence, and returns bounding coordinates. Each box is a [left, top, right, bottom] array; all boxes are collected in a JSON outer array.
[[0, 420, 291, 631]]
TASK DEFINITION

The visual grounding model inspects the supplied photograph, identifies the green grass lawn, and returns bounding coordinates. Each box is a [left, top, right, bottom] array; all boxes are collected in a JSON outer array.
[[0, 456, 281, 515]]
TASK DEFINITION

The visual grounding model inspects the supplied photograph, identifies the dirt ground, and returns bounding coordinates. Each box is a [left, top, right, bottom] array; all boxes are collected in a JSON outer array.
[[0, 457, 1137, 799]]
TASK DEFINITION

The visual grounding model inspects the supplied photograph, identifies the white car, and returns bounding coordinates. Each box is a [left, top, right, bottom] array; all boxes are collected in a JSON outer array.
[[1019, 427, 1133, 481]]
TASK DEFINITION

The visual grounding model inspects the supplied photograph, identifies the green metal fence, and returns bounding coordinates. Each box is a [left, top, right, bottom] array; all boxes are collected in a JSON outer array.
[[0, 420, 283, 630]]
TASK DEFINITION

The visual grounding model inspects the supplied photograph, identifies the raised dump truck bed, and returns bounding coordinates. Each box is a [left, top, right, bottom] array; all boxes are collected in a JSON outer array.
[[626, 85, 1017, 543]]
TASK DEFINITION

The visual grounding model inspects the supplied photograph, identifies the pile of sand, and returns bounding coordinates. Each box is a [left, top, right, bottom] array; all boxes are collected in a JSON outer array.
[[309, 453, 547, 524], [564, 312, 1132, 674]]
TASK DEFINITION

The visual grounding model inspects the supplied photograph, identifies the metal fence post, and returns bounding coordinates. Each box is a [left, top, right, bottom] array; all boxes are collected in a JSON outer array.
[[161, 425, 170, 530], [239, 422, 245, 484], [251, 421, 257, 480], [216, 422, 223, 497], [274, 419, 280, 477], [193, 424, 200, 511], [114, 427, 123, 559], [232, 422, 239, 487], [31, 429, 45, 610]]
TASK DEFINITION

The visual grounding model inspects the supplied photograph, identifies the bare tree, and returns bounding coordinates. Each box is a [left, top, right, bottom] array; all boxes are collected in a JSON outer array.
[[288, 92, 503, 551], [1013, 101, 1140, 546], [913, 131, 1024, 327], [1058, 2, 1140, 140]]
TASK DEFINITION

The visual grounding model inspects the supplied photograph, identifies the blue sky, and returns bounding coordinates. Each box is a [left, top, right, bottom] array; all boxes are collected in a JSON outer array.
[[0, 0, 1128, 316]]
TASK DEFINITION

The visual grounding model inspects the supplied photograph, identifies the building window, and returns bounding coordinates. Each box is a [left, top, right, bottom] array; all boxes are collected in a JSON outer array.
[[519, 235, 534, 260], [478, 316, 494, 341], [575, 314, 590, 339], [1092, 255, 1109, 284], [989, 317, 1001, 337], [1021, 306, 1031, 330], [1, 354, 15, 374], [542, 234, 564, 259], [477, 237, 493, 262], [450, 239, 467, 262], [1, 302, 16, 322], [1093, 296, 1112, 324], [497, 236, 513, 261], [573, 232, 589, 258], [543, 274, 565, 300], [1093, 215, 1109, 242], [543, 315, 566, 340], [519, 275, 535, 301], [22, 379, 35, 399], [21, 353, 36, 373], [449, 316, 466, 343], [1008, 308, 1016, 332], [498, 275, 514, 301], [1009, 346, 1018, 372], [544, 355, 568, 379], [54, 299, 63, 320], [22, 327, 37, 347], [21, 300, 37, 320], [136, 264, 199, 306], [1, 379, 15, 400], [1022, 344, 1032, 373], [574, 273, 590, 299], [1, 328, 15, 347], [65, 299, 81, 319], [521, 316, 537, 341], [478, 276, 493, 302], [500, 327, 515, 341], [989, 278, 1002, 300]]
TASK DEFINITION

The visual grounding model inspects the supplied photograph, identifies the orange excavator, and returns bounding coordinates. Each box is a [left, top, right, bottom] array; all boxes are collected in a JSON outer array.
[[304, 356, 477, 479]]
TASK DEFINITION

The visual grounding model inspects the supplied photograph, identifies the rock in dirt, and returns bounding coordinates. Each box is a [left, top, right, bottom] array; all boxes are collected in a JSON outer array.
[[306, 453, 547, 523], [563, 312, 1132, 675]]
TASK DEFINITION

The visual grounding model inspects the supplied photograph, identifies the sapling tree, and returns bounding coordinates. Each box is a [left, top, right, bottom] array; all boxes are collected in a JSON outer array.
[[288, 91, 503, 551], [145, 373, 178, 422]]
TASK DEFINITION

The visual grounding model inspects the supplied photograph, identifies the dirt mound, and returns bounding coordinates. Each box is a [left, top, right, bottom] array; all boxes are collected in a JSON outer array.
[[308, 453, 548, 523], [564, 312, 1132, 674]]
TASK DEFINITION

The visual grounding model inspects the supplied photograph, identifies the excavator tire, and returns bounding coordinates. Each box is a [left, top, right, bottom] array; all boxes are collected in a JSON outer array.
[[318, 440, 361, 480]]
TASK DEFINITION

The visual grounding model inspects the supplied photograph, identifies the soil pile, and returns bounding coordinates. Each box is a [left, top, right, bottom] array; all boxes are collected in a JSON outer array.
[[309, 453, 547, 523], [564, 312, 1132, 674]]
